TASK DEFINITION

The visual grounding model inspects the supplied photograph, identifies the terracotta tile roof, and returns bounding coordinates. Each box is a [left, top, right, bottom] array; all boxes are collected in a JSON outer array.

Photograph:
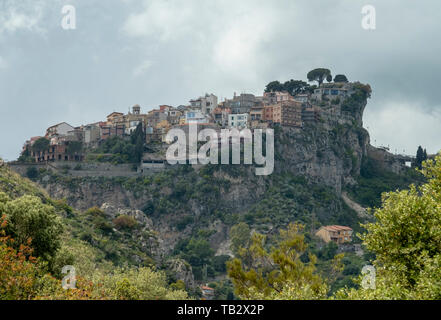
[[322, 225, 352, 232], [201, 286, 214, 291]]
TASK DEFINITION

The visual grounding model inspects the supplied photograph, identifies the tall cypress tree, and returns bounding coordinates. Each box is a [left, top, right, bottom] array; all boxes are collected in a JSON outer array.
[[131, 122, 145, 163], [416, 146, 424, 169]]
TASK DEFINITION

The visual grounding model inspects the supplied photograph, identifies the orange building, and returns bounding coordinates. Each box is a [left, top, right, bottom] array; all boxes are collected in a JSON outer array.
[[272, 100, 302, 127], [315, 225, 353, 244], [263, 105, 274, 122]]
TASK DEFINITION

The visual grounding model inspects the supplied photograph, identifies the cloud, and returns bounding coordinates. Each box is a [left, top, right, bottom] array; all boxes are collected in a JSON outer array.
[[0, 1, 46, 34], [0, 56, 8, 69], [121, 0, 286, 87], [133, 60, 153, 77], [364, 101, 441, 155], [122, 0, 195, 41], [1, 0, 441, 161]]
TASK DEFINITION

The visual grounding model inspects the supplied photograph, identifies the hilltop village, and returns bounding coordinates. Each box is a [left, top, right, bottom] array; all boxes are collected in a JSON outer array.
[[19, 72, 371, 172], [8, 72, 422, 296]]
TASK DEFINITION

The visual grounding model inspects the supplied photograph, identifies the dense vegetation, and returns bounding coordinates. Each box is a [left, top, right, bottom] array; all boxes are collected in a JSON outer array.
[[2, 146, 438, 300], [87, 123, 145, 164], [347, 157, 425, 208], [228, 154, 441, 299], [0, 163, 188, 300]]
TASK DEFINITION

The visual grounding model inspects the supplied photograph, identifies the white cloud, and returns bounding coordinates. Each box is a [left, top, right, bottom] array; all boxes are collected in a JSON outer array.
[[364, 101, 441, 155], [122, 0, 194, 41], [122, 0, 284, 85], [0, 1, 46, 34], [133, 60, 153, 77], [212, 6, 279, 77]]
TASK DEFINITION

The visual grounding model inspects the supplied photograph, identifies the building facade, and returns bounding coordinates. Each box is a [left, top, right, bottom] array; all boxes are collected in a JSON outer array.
[[272, 101, 302, 127], [315, 225, 353, 244], [228, 113, 249, 129]]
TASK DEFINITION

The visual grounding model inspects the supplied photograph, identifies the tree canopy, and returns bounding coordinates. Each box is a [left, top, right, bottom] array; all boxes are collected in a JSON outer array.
[[336, 153, 441, 299], [227, 223, 339, 299], [307, 68, 332, 86], [31, 138, 50, 153], [415, 146, 428, 169], [264, 79, 310, 95], [0, 193, 63, 264], [66, 141, 83, 156], [334, 74, 349, 83]]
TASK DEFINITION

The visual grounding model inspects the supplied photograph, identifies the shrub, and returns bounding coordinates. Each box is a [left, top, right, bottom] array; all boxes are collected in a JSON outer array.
[[176, 216, 194, 231], [213, 255, 231, 273], [96, 267, 188, 300], [93, 216, 114, 233], [1, 194, 63, 262], [113, 215, 138, 230], [26, 167, 39, 180], [84, 206, 106, 217]]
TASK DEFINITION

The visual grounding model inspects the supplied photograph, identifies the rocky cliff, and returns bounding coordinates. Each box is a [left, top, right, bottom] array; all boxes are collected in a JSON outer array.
[[20, 83, 410, 285]]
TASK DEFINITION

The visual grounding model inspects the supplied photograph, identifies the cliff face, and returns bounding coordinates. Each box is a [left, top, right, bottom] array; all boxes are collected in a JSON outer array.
[[274, 123, 369, 194], [37, 84, 382, 261]]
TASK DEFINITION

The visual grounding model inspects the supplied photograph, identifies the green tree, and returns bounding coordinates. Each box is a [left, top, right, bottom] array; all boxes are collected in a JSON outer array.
[[334, 74, 349, 83], [283, 79, 310, 95], [131, 122, 145, 163], [95, 267, 188, 300], [26, 167, 39, 180], [213, 255, 231, 273], [112, 215, 138, 231], [229, 222, 251, 256], [18, 147, 33, 163], [336, 154, 441, 299], [31, 138, 50, 153], [66, 141, 83, 156], [0, 193, 63, 263], [265, 79, 310, 95], [264, 81, 284, 93], [307, 68, 332, 86], [227, 223, 330, 300], [415, 145, 424, 169]]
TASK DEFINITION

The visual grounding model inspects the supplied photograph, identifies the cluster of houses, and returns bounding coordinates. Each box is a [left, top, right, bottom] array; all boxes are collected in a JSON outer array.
[[23, 82, 355, 163]]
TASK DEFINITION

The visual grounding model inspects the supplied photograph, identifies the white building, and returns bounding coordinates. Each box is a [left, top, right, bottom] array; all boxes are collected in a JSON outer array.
[[84, 124, 100, 144], [185, 109, 210, 124], [45, 122, 75, 138], [293, 93, 309, 103], [125, 120, 142, 135], [228, 113, 248, 129], [190, 93, 218, 115]]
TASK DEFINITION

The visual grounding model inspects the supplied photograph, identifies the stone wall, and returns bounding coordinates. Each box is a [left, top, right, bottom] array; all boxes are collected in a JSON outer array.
[[8, 161, 165, 178]]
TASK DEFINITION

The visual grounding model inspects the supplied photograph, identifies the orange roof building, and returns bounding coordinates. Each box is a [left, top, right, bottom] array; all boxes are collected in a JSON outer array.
[[315, 225, 353, 244]]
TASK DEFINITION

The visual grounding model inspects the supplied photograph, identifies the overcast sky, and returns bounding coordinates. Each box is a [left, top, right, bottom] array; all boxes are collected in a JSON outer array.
[[1, 0, 441, 160]]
